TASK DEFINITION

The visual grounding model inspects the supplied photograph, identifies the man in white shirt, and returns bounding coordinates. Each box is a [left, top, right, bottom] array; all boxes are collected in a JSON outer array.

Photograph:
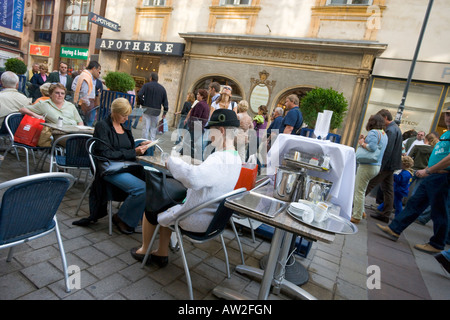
[[47, 62, 74, 102], [0, 71, 30, 126], [72, 61, 101, 126], [403, 131, 425, 155]]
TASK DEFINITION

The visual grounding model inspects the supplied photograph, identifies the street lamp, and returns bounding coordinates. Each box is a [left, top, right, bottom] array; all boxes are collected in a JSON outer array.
[[394, 0, 434, 125]]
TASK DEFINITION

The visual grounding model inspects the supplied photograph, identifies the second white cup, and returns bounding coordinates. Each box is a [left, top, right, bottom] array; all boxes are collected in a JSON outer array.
[[314, 202, 329, 223]]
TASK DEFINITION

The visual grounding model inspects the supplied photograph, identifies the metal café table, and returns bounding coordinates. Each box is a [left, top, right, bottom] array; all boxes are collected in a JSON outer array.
[[42, 122, 94, 135], [213, 181, 340, 301]]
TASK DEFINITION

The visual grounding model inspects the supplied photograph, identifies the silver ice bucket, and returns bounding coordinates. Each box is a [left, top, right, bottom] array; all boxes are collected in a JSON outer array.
[[303, 176, 333, 203], [273, 166, 304, 201]]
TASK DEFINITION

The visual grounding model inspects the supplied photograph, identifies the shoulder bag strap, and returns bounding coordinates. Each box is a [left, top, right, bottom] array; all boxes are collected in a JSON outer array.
[[86, 137, 116, 163]]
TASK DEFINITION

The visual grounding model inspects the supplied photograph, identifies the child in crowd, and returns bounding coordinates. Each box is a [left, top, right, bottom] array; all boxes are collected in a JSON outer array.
[[377, 155, 414, 217]]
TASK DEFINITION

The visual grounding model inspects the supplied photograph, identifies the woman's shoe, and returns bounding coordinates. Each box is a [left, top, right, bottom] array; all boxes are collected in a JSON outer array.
[[130, 247, 145, 262], [350, 217, 360, 224], [72, 217, 97, 226], [130, 247, 153, 265], [150, 254, 168, 268], [112, 214, 134, 235]]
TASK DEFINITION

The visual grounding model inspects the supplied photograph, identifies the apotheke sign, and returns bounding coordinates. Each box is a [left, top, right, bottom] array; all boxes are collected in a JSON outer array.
[[96, 39, 185, 57], [88, 12, 120, 32]]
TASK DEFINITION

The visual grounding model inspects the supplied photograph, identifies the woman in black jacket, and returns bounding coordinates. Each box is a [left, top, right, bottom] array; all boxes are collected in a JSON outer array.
[[73, 98, 151, 234]]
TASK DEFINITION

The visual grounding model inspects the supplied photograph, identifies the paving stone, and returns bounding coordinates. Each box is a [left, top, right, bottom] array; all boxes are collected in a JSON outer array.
[[0, 272, 36, 299], [20, 261, 64, 289], [18, 287, 59, 300], [85, 273, 131, 299], [72, 246, 109, 266], [87, 257, 128, 279]]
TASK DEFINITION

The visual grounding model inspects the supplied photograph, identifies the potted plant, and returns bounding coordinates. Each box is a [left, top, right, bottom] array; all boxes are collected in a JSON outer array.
[[4, 58, 27, 75], [99, 71, 136, 127], [103, 71, 135, 93], [300, 87, 348, 130]]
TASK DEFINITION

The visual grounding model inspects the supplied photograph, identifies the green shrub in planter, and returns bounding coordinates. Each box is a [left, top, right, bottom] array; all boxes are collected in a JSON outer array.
[[5, 58, 27, 75], [104, 71, 135, 93], [300, 87, 348, 130]]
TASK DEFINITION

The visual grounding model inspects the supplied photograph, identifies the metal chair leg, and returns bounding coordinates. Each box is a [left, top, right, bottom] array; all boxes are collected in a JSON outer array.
[[175, 229, 194, 300], [220, 234, 231, 278], [75, 181, 92, 216], [54, 217, 71, 293], [141, 224, 160, 268], [108, 201, 113, 236], [230, 219, 245, 265]]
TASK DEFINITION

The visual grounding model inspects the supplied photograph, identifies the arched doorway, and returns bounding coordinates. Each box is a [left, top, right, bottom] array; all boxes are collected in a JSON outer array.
[[191, 76, 244, 105], [272, 86, 313, 117]]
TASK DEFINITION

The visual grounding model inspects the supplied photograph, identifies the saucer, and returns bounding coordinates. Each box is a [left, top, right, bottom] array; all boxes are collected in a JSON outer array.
[[289, 202, 314, 216]]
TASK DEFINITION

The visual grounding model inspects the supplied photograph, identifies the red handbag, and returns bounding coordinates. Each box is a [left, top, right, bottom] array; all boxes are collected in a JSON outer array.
[[14, 114, 45, 147]]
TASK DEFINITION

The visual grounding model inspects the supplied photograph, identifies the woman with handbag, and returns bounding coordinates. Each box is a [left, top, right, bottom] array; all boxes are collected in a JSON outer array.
[[351, 114, 388, 224], [130, 109, 242, 267], [73, 98, 152, 234]]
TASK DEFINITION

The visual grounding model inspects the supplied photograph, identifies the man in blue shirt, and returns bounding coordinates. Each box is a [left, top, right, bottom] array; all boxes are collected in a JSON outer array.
[[279, 94, 303, 134], [377, 106, 450, 254], [267, 107, 284, 136]]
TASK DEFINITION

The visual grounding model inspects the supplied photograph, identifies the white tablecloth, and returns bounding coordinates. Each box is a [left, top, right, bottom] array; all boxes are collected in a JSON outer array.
[[267, 134, 356, 220]]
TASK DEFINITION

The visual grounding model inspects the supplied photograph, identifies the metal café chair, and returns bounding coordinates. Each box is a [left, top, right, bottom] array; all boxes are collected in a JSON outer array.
[[49, 134, 93, 181], [0, 172, 75, 293], [1, 113, 51, 175], [75, 140, 125, 234], [74, 138, 163, 217], [141, 187, 247, 300]]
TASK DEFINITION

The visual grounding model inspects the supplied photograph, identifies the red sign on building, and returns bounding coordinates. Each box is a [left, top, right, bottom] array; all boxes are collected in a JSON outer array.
[[29, 44, 50, 57]]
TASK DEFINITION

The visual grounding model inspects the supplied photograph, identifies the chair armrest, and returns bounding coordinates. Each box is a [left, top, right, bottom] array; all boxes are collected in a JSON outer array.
[[173, 187, 247, 227]]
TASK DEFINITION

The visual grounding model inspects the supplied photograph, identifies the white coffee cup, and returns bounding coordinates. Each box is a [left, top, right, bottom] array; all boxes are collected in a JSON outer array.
[[302, 209, 314, 223], [314, 202, 329, 223]]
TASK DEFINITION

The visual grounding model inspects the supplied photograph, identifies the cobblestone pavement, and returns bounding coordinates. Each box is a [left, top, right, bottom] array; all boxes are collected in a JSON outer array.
[[0, 122, 448, 300]]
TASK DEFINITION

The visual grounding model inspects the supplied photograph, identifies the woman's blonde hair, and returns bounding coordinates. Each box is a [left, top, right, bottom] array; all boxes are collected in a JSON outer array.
[[39, 82, 52, 96], [425, 133, 438, 147], [111, 98, 132, 118], [237, 100, 249, 113], [401, 155, 414, 169], [39, 63, 48, 72]]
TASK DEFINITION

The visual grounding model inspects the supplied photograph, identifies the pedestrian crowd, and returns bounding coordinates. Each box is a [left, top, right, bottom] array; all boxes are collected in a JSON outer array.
[[0, 59, 448, 276]]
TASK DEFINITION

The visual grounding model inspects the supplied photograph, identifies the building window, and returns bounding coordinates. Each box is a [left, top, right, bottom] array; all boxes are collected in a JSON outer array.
[[361, 78, 445, 138], [34, 32, 52, 43], [326, 0, 372, 4], [143, 0, 166, 6], [61, 33, 90, 47], [64, 0, 95, 31], [219, 0, 251, 5], [35, 0, 54, 30]]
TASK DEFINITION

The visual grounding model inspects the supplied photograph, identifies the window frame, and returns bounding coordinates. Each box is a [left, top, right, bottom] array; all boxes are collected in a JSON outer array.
[[35, 0, 55, 31], [326, 0, 373, 5], [143, 0, 166, 6], [219, 0, 251, 6], [63, 0, 95, 32]]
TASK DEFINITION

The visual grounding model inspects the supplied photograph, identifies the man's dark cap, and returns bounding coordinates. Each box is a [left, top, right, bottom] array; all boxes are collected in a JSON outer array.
[[205, 109, 240, 129]]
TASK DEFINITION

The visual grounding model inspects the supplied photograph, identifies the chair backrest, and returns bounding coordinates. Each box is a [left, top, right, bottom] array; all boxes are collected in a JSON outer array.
[[177, 188, 247, 238], [299, 128, 314, 138], [326, 133, 341, 144], [17, 75, 27, 95], [0, 172, 75, 245], [86, 139, 97, 176], [5, 112, 24, 139], [53, 134, 92, 167], [98, 91, 136, 130]]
